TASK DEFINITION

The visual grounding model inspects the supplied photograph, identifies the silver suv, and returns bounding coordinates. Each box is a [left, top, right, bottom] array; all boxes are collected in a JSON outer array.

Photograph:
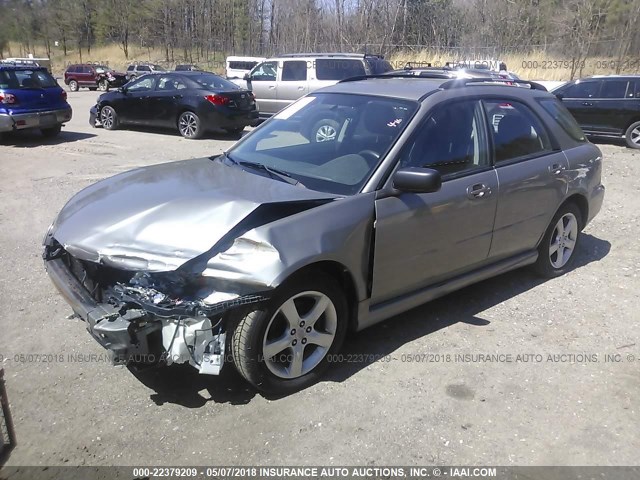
[[125, 63, 167, 81], [232, 53, 392, 118]]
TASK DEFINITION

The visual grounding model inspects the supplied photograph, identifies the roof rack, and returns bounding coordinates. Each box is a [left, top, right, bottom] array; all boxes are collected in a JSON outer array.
[[339, 72, 453, 83], [279, 53, 365, 58], [440, 78, 548, 91]]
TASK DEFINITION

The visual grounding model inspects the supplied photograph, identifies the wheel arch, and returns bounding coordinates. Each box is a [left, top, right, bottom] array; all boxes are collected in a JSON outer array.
[[279, 260, 360, 331], [561, 193, 589, 231]]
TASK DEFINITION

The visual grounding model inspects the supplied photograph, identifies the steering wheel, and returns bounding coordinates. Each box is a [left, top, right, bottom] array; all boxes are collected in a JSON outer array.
[[358, 149, 381, 166]]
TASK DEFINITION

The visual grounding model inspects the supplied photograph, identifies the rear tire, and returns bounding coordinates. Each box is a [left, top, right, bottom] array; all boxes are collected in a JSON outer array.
[[624, 121, 640, 149], [100, 105, 118, 130], [41, 125, 62, 138], [532, 203, 582, 278], [231, 273, 347, 394], [68, 80, 79, 92], [178, 111, 203, 139]]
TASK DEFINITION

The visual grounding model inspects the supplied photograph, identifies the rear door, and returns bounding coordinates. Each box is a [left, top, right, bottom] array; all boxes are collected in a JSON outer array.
[[371, 98, 498, 304], [482, 98, 568, 260], [276, 60, 309, 111], [148, 75, 186, 127], [590, 78, 634, 135]]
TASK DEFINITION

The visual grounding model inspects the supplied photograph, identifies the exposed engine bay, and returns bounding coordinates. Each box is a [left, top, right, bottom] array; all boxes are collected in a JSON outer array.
[[44, 241, 267, 375]]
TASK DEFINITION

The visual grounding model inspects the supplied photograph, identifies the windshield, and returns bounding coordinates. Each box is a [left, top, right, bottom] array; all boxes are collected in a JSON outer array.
[[0, 69, 58, 89], [189, 73, 240, 90], [94, 65, 110, 73], [227, 93, 418, 195]]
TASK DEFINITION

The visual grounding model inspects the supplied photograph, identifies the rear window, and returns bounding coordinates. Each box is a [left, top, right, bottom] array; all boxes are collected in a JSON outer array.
[[187, 73, 239, 90], [0, 69, 58, 89], [538, 98, 586, 143], [366, 58, 393, 74], [315, 59, 366, 80]]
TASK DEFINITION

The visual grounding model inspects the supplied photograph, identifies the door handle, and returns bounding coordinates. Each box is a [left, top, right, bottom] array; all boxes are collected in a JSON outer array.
[[298, 86, 304, 90], [466, 183, 491, 199], [269, 85, 276, 90], [582, 102, 593, 106], [173, 95, 182, 99], [548, 163, 565, 175]]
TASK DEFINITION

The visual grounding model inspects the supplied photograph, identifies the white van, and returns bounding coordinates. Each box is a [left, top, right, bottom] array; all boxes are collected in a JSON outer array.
[[226, 56, 266, 79]]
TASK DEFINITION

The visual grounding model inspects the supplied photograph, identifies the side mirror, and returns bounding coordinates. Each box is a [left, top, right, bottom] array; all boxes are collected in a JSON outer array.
[[120, 86, 128, 94], [393, 167, 442, 194], [243, 73, 250, 81], [555, 93, 564, 100]]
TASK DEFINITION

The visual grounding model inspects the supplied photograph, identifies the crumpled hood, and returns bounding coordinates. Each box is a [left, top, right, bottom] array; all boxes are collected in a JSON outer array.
[[50, 157, 335, 271]]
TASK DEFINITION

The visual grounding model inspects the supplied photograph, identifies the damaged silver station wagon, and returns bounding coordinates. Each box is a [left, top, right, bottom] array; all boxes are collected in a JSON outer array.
[[44, 76, 605, 394]]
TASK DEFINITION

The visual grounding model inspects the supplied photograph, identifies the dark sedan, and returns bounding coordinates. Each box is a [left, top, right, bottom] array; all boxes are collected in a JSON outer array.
[[89, 72, 259, 138]]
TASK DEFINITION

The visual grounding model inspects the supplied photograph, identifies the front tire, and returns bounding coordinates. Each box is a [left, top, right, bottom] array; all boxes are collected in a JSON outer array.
[[178, 111, 203, 139], [533, 203, 582, 278], [68, 80, 79, 92], [98, 79, 109, 91], [624, 121, 640, 149], [100, 105, 118, 130], [231, 273, 347, 394]]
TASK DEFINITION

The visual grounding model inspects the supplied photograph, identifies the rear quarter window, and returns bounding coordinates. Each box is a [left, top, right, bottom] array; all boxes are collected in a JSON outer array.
[[538, 98, 586, 143], [315, 59, 366, 80]]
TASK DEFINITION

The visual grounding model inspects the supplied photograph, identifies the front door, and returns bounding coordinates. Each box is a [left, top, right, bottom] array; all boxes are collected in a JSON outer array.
[[118, 75, 157, 123], [246, 61, 279, 116], [371, 98, 498, 304]]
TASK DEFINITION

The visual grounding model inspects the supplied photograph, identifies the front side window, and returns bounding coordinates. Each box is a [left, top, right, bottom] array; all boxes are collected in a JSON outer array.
[[562, 81, 601, 98], [250, 61, 277, 81], [399, 99, 489, 177], [138, 65, 151, 72], [157, 76, 187, 91], [282, 61, 308, 81], [227, 93, 417, 195], [127, 76, 156, 92], [483, 100, 552, 163], [315, 59, 366, 80]]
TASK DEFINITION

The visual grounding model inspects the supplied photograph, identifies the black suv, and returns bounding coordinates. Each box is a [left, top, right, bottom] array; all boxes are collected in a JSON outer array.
[[552, 75, 640, 149]]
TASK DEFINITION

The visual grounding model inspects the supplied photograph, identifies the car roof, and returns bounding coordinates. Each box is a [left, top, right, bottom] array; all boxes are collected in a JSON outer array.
[[0, 63, 48, 71], [317, 76, 547, 101]]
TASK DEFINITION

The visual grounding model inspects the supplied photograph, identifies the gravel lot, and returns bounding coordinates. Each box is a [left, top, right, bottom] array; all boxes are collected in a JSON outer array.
[[0, 92, 638, 468]]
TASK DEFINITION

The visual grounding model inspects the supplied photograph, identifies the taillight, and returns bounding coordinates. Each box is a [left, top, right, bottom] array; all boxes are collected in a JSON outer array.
[[205, 94, 230, 106], [61, 90, 67, 101], [0, 93, 17, 104]]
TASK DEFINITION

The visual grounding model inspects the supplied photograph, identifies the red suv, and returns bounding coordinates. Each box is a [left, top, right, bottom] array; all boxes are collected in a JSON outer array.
[[63, 64, 127, 92]]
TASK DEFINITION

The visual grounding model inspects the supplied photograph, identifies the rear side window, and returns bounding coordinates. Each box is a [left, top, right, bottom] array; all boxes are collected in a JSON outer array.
[[538, 98, 586, 143], [628, 80, 640, 98], [315, 59, 365, 80], [282, 61, 307, 81], [600, 80, 628, 99], [138, 65, 151, 72], [483, 100, 552, 163], [0, 69, 58, 89], [67, 65, 78, 73]]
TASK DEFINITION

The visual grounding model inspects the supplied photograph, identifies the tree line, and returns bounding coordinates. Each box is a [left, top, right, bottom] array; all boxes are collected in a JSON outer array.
[[1, 0, 639, 74]]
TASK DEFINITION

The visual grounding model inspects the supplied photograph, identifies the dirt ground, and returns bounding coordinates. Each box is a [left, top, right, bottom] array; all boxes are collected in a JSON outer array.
[[0, 92, 638, 468]]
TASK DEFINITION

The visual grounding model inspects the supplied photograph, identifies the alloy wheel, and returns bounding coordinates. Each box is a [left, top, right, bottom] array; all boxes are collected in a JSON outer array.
[[631, 126, 640, 146], [549, 212, 578, 269], [179, 113, 198, 138], [262, 291, 337, 379], [100, 107, 114, 129]]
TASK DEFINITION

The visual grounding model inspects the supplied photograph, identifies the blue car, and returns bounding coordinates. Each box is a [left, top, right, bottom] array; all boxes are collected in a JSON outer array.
[[0, 64, 72, 138]]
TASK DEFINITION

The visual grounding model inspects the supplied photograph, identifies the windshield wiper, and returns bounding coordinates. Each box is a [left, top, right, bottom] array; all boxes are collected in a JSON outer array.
[[221, 153, 303, 187]]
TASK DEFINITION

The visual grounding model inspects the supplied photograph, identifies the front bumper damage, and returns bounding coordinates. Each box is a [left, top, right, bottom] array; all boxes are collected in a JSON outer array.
[[44, 247, 268, 375]]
